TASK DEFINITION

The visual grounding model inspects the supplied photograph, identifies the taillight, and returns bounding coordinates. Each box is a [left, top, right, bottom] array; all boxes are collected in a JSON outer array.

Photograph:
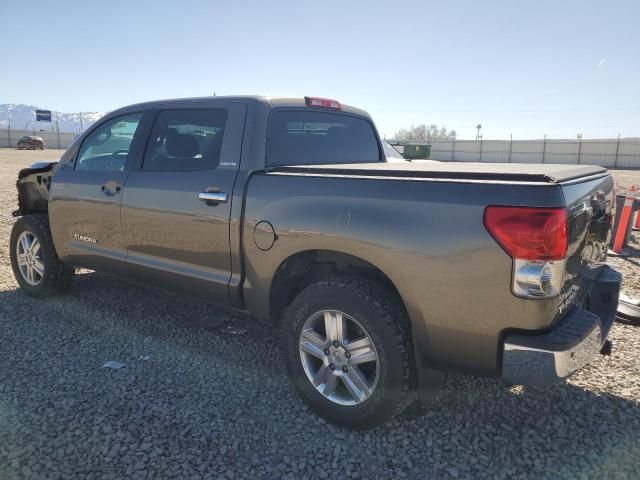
[[484, 206, 568, 299], [304, 96, 341, 109], [483, 206, 567, 261]]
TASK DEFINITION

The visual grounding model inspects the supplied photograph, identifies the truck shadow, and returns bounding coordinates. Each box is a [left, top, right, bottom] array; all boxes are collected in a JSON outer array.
[[1, 271, 639, 478]]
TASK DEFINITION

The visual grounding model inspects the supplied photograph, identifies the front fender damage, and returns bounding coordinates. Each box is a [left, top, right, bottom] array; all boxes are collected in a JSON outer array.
[[13, 161, 57, 217]]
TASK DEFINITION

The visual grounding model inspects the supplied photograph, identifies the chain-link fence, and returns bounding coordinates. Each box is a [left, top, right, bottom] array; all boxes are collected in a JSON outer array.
[[1, 128, 77, 149]]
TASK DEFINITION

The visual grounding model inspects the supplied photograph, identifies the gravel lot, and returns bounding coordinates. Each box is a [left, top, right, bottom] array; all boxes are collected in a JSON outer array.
[[1, 149, 639, 480]]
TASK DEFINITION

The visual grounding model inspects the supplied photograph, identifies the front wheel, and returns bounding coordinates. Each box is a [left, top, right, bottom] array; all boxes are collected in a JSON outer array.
[[282, 277, 415, 429], [10, 214, 74, 297]]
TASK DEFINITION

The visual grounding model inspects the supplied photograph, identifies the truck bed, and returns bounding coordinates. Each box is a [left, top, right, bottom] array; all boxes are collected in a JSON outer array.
[[271, 162, 607, 184]]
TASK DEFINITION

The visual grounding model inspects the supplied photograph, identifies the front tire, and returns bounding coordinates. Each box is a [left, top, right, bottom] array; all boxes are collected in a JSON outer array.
[[10, 214, 74, 297], [282, 277, 415, 429]]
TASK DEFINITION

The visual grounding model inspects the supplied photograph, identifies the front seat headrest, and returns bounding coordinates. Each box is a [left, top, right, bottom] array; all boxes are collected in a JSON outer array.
[[166, 131, 200, 158]]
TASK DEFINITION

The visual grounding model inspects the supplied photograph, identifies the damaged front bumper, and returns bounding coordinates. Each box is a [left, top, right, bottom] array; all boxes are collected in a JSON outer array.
[[502, 265, 621, 386], [12, 160, 57, 217]]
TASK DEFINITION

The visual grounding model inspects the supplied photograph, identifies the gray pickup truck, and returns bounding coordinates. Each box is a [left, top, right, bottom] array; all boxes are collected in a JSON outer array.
[[10, 96, 621, 428]]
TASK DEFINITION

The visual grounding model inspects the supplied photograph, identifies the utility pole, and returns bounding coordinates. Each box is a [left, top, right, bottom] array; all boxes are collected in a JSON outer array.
[[577, 134, 583, 164], [79, 112, 84, 134], [451, 135, 456, 161]]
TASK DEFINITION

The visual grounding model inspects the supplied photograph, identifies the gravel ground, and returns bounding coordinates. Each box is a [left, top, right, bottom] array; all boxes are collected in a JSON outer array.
[[1, 149, 639, 480]]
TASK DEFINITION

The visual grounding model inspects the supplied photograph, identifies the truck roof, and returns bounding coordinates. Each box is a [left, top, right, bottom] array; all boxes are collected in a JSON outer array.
[[111, 96, 370, 118], [272, 162, 608, 184]]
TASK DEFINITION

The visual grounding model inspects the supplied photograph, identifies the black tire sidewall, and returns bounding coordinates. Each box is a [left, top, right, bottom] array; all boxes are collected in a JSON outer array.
[[283, 281, 409, 428], [10, 215, 66, 297]]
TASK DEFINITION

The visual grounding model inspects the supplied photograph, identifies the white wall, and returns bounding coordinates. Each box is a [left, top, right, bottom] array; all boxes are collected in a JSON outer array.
[[427, 138, 640, 168]]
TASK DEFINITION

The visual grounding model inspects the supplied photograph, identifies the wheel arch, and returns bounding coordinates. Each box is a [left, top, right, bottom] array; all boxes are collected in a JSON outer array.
[[268, 249, 409, 328]]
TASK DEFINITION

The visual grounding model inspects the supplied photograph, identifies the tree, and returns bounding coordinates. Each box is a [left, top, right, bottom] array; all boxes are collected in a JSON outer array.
[[393, 124, 456, 141]]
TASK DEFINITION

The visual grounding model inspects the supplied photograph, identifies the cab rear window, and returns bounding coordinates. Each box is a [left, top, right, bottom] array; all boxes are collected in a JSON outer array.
[[267, 110, 381, 167]]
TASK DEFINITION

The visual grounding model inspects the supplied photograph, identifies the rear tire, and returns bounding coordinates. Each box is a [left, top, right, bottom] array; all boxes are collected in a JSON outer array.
[[10, 214, 74, 297], [282, 277, 415, 429]]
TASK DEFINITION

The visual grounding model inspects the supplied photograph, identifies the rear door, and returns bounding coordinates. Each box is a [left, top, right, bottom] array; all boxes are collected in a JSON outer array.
[[48, 111, 148, 274], [120, 104, 246, 305]]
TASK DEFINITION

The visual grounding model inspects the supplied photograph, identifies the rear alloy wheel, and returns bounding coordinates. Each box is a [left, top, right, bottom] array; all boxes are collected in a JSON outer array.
[[299, 309, 380, 406], [283, 277, 415, 428]]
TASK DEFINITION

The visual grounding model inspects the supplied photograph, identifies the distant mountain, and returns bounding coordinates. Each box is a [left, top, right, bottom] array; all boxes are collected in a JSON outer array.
[[0, 104, 105, 133]]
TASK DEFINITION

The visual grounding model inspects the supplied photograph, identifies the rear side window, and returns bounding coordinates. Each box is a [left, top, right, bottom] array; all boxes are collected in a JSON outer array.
[[143, 109, 227, 172], [267, 110, 381, 166]]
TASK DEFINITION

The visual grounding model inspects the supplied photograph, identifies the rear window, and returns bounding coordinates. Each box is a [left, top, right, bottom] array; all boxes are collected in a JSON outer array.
[[267, 110, 381, 166]]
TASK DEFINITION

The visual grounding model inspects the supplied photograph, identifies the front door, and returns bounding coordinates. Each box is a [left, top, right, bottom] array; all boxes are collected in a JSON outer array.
[[48, 112, 147, 274], [120, 104, 245, 306]]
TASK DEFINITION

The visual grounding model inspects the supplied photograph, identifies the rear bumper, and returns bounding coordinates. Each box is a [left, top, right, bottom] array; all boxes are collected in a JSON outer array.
[[501, 265, 621, 386]]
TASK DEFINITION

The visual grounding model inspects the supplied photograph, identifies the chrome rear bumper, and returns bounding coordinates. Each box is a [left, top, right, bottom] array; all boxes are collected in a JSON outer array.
[[502, 265, 621, 386]]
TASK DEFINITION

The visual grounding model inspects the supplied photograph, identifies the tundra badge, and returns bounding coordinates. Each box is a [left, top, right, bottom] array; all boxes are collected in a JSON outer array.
[[73, 233, 97, 244]]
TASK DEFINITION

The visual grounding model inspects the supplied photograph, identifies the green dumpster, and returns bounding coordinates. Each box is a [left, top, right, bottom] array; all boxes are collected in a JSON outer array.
[[402, 144, 431, 160]]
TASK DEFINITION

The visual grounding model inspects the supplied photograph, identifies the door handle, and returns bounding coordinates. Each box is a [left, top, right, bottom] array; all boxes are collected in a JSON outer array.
[[199, 192, 228, 203], [101, 182, 122, 195]]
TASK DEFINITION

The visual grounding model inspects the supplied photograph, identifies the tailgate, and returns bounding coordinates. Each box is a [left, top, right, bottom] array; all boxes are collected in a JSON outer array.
[[558, 173, 615, 313]]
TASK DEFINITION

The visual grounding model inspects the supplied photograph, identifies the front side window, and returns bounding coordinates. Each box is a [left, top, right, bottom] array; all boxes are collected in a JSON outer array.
[[267, 110, 381, 166], [76, 113, 142, 171], [142, 109, 227, 172]]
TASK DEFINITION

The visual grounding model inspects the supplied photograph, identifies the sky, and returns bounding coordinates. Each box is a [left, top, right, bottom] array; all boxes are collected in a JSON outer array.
[[1, 0, 639, 140]]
